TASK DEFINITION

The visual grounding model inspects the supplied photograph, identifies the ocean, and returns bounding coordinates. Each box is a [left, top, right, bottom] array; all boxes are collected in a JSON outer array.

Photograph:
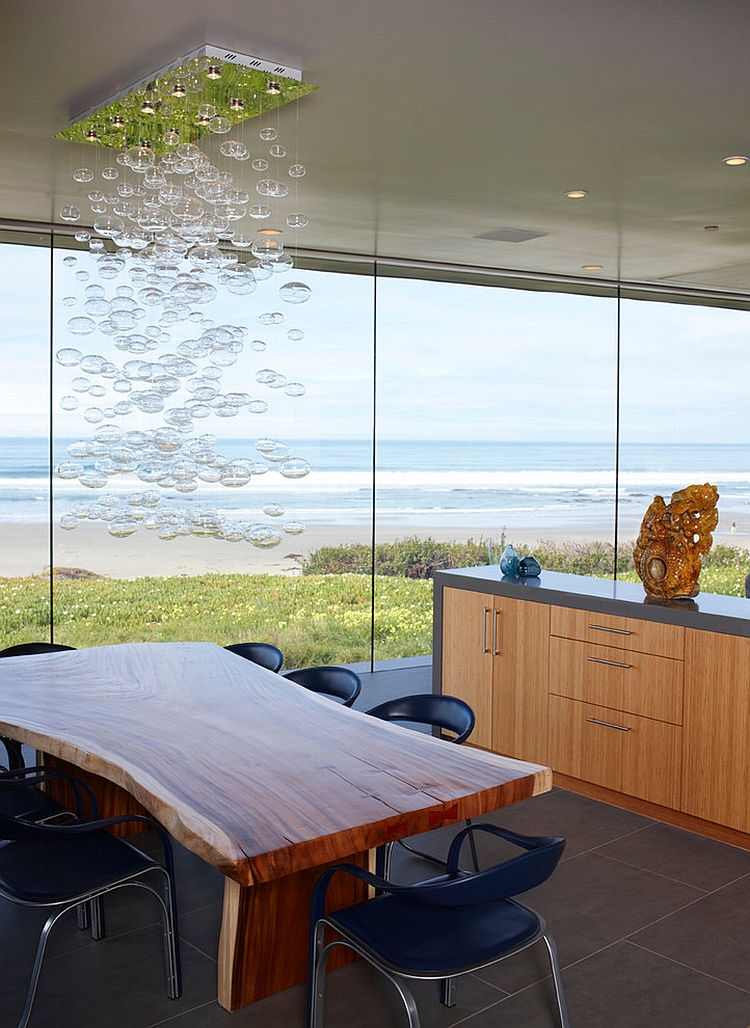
[[0, 437, 748, 539]]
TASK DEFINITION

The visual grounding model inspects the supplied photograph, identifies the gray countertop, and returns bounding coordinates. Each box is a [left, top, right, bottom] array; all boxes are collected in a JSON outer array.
[[432, 567, 750, 638]]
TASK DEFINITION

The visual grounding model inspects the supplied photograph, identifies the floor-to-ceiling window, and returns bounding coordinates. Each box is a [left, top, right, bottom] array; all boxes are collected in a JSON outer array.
[[2, 227, 750, 661], [373, 274, 619, 660], [0, 233, 52, 640]]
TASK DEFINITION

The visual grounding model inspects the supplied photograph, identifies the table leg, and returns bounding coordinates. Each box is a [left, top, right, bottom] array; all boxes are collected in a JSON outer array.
[[218, 853, 369, 1011]]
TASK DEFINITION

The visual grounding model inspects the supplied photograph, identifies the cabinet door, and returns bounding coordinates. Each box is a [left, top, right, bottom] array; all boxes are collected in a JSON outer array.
[[492, 596, 549, 764], [441, 587, 494, 749], [682, 629, 750, 832]]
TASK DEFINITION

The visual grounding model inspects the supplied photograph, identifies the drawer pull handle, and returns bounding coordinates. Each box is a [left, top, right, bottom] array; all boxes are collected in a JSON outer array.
[[587, 656, 632, 669], [586, 717, 630, 732], [588, 624, 632, 636], [481, 607, 490, 654]]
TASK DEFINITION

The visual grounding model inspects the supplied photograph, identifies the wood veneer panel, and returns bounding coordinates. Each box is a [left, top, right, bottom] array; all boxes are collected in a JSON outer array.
[[492, 596, 550, 764], [550, 606, 685, 659], [549, 636, 684, 724], [548, 695, 682, 808], [441, 588, 494, 748], [682, 629, 750, 832]]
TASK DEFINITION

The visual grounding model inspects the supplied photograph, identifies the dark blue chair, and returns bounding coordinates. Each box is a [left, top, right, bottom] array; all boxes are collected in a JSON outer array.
[[0, 809, 182, 1028], [365, 694, 478, 873], [308, 823, 570, 1028], [365, 693, 475, 743], [283, 666, 361, 707], [224, 641, 284, 673]]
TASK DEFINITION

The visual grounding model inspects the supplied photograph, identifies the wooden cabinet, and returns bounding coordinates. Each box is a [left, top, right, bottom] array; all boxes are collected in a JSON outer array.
[[440, 586, 549, 762], [435, 569, 750, 838]]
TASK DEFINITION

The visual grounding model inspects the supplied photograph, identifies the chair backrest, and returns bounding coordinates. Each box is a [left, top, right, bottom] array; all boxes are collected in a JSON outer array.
[[283, 666, 362, 706], [224, 642, 284, 673], [365, 693, 475, 744], [0, 642, 75, 658], [399, 824, 566, 907]]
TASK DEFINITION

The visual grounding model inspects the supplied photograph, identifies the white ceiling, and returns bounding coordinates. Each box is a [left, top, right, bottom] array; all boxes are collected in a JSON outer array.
[[3, 0, 750, 293]]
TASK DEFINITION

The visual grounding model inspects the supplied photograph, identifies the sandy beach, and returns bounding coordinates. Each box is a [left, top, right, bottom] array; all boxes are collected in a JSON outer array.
[[0, 511, 747, 579]]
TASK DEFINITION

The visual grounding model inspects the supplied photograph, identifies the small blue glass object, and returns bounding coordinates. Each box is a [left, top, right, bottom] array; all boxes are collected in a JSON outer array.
[[499, 544, 520, 576], [518, 555, 542, 577]]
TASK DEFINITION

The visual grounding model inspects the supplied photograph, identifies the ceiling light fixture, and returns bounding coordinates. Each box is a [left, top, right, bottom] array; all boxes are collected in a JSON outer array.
[[582, 264, 603, 270], [565, 190, 588, 199], [266, 81, 282, 95], [722, 156, 748, 166], [50, 46, 318, 553], [57, 45, 316, 155]]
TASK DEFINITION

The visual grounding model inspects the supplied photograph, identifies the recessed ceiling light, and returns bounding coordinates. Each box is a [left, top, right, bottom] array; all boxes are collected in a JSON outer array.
[[258, 228, 282, 235], [722, 156, 748, 166], [565, 190, 588, 199], [582, 265, 603, 270]]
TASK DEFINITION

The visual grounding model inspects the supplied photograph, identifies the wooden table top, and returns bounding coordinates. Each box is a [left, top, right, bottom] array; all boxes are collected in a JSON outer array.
[[0, 642, 551, 885]]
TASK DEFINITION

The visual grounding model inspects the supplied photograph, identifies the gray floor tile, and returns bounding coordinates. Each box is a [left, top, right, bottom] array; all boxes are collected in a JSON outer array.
[[558, 941, 750, 1028], [478, 850, 702, 991], [631, 874, 750, 992], [7, 922, 217, 1028], [478, 786, 656, 858], [595, 820, 750, 891]]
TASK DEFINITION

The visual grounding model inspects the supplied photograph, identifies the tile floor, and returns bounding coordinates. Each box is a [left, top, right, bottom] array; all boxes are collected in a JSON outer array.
[[4, 660, 750, 1028]]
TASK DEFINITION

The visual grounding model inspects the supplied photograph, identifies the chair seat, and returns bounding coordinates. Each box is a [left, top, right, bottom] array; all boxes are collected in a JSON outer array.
[[0, 786, 70, 823], [331, 893, 540, 973], [0, 830, 158, 903]]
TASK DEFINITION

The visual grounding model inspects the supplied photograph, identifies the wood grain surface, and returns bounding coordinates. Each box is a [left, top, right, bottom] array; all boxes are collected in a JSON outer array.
[[0, 642, 550, 887]]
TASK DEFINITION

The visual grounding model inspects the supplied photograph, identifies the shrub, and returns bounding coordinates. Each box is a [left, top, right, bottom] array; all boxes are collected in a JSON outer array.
[[301, 536, 492, 578]]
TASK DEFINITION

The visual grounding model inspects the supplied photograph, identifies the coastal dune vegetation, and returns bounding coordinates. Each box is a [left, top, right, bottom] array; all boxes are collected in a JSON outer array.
[[1, 537, 748, 666]]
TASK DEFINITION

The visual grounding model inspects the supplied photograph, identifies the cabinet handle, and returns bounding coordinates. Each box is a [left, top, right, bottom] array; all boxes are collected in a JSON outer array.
[[587, 656, 632, 669], [588, 624, 632, 636], [481, 607, 490, 654], [492, 608, 500, 656], [586, 717, 630, 732]]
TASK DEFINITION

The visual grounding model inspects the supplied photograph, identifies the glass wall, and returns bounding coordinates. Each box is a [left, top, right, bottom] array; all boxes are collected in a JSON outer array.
[[373, 276, 619, 660], [2, 227, 749, 663], [0, 235, 52, 642]]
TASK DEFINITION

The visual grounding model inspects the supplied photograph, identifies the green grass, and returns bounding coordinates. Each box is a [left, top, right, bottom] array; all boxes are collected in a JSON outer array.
[[3, 539, 749, 665], [0, 573, 432, 666]]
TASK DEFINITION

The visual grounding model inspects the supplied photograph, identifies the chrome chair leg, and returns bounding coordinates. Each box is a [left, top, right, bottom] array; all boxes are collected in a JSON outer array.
[[542, 930, 572, 1028]]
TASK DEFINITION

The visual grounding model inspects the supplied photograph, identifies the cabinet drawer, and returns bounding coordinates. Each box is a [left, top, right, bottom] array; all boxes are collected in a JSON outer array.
[[549, 636, 683, 724], [548, 695, 682, 808], [550, 606, 684, 659]]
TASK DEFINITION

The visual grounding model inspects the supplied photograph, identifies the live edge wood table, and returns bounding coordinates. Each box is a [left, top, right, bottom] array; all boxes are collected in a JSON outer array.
[[0, 641, 550, 1012]]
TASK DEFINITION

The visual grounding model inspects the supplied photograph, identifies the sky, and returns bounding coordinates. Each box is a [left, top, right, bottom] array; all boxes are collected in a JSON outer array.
[[2, 239, 750, 445]]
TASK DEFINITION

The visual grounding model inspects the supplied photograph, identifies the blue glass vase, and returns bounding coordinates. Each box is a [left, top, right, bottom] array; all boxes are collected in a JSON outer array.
[[500, 544, 520, 576]]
